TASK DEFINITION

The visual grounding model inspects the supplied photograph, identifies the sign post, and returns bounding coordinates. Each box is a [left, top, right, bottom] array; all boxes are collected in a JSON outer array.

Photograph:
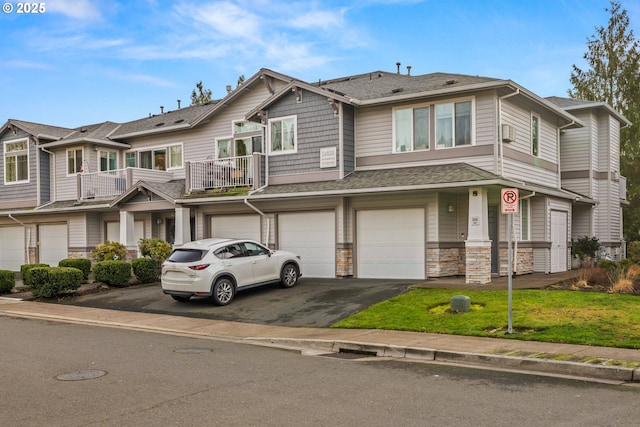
[[501, 188, 519, 334]]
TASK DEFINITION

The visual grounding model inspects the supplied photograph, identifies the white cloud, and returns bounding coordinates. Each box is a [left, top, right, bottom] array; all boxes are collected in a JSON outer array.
[[45, 0, 103, 20]]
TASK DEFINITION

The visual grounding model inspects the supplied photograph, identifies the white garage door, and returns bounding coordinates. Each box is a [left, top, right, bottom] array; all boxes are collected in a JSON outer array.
[[0, 227, 25, 271], [279, 212, 335, 278], [211, 215, 261, 242], [39, 224, 68, 266], [357, 209, 425, 280]]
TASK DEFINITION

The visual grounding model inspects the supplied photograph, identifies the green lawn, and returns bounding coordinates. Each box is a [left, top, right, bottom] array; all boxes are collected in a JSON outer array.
[[331, 289, 640, 349]]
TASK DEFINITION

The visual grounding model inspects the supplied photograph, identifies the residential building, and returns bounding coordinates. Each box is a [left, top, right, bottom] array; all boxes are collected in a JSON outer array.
[[0, 68, 629, 284]]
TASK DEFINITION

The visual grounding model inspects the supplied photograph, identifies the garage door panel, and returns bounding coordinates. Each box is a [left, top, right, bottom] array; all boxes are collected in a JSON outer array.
[[279, 212, 335, 278], [40, 224, 68, 266], [357, 209, 425, 280], [211, 215, 261, 242], [0, 227, 25, 271]]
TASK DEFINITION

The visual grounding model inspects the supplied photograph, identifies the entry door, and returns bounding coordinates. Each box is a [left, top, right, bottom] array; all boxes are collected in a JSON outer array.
[[551, 211, 568, 272]]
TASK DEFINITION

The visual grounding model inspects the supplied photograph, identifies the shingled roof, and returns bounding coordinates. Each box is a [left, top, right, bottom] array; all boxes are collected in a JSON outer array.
[[4, 119, 74, 140]]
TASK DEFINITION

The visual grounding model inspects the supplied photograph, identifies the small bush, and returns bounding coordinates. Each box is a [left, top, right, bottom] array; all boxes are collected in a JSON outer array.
[[93, 260, 132, 287], [29, 267, 83, 298], [139, 238, 172, 263], [20, 263, 49, 288], [0, 270, 15, 293], [132, 257, 160, 284], [627, 241, 640, 264], [58, 258, 91, 280], [91, 241, 127, 262]]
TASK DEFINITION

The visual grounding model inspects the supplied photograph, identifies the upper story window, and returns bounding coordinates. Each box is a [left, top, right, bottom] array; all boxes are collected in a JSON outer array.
[[4, 139, 29, 184], [67, 148, 83, 175], [215, 120, 264, 159], [531, 114, 540, 157], [99, 150, 118, 172], [125, 144, 183, 170], [436, 100, 472, 148], [394, 106, 429, 152], [268, 116, 296, 155]]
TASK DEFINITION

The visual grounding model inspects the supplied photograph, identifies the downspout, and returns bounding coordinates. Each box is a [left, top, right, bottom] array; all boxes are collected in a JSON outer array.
[[8, 214, 30, 266], [498, 88, 520, 177], [243, 197, 269, 247]]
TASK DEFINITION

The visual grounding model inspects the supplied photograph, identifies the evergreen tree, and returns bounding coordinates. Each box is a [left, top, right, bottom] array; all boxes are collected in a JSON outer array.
[[190, 81, 212, 105], [569, 1, 640, 240]]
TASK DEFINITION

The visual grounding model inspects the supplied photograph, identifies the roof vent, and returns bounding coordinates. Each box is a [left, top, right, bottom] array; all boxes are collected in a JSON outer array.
[[446, 79, 456, 85], [155, 122, 165, 127], [80, 127, 87, 133], [174, 119, 184, 124], [160, 106, 164, 114], [391, 88, 403, 94]]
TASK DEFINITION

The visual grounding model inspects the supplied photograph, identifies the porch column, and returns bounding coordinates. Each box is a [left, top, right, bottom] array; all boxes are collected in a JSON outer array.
[[119, 211, 137, 261], [465, 188, 491, 284], [174, 207, 191, 246]]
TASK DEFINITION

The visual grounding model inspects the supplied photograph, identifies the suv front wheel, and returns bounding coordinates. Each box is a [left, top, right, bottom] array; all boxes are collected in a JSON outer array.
[[212, 277, 235, 306], [280, 263, 299, 288]]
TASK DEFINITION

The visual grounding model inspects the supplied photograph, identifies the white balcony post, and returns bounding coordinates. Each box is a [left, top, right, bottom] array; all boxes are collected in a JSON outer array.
[[119, 211, 137, 255]]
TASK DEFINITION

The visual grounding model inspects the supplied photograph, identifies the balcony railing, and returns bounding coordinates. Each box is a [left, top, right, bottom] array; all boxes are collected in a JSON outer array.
[[188, 155, 258, 192], [79, 169, 127, 200]]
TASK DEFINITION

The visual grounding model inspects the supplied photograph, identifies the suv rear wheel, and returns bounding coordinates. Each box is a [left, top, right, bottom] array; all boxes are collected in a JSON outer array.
[[212, 277, 235, 306]]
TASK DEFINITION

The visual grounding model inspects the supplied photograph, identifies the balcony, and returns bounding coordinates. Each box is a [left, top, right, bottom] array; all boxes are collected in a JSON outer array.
[[78, 168, 173, 200], [186, 154, 266, 193]]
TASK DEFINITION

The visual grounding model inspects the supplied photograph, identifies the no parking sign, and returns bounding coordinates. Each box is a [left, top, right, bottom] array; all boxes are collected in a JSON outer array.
[[501, 188, 519, 214]]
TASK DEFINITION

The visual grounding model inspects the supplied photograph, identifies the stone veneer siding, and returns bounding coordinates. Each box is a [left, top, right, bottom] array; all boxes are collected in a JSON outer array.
[[336, 244, 353, 277], [499, 247, 534, 276], [426, 248, 464, 278], [465, 244, 491, 284]]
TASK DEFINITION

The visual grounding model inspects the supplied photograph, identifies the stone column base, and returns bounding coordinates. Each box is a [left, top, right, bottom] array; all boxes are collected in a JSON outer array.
[[465, 241, 491, 284]]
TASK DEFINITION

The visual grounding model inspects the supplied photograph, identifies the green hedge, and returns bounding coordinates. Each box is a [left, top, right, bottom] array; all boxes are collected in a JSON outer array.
[[0, 270, 15, 293], [20, 263, 49, 288], [58, 258, 92, 280], [28, 267, 83, 298], [93, 260, 132, 287], [132, 257, 160, 284]]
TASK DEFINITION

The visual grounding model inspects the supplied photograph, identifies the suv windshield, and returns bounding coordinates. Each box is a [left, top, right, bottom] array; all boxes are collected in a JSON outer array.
[[167, 249, 206, 263]]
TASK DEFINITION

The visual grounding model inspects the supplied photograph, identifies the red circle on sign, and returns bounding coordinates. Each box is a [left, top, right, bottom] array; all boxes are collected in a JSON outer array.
[[503, 190, 517, 204]]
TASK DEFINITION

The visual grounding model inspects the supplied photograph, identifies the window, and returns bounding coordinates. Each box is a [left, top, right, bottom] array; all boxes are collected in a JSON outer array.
[[216, 138, 232, 159], [99, 151, 118, 171], [67, 148, 83, 175], [436, 100, 472, 148], [269, 116, 296, 154], [4, 139, 29, 183], [520, 198, 530, 241], [126, 144, 182, 170], [531, 115, 540, 156], [394, 106, 429, 152]]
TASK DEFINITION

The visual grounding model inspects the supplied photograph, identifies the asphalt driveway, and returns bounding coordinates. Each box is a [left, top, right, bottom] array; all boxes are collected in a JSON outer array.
[[59, 278, 413, 327]]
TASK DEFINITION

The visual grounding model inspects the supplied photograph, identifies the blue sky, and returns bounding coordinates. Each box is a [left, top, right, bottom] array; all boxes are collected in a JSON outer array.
[[1, 0, 637, 128]]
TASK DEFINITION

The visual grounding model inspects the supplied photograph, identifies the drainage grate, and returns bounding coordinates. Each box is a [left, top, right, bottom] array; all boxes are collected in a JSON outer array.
[[320, 349, 378, 360], [56, 369, 107, 381]]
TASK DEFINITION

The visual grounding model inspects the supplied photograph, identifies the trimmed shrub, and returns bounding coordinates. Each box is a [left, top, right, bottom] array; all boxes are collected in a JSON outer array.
[[29, 267, 83, 298], [0, 270, 15, 293], [91, 241, 127, 262], [138, 238, 172, 263], [20, 264, 49, 288], [93, 260, 132, 287], [627, 241, 640, 264], [58, 258, 92, 280], [132, 257, 160, 284]]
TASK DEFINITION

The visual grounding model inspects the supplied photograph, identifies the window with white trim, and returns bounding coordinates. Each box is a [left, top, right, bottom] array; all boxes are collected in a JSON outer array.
[[125, 144, 182, 170], [520, 198, 530, 241], [436, 100, 472, 148], [268, 116, 296, 154], [99, 150, 118, 171], [4, 139, 29, 184], [531, 114, 540, 157], [394, 106, 429, 152], [67, 148, 83, 175]]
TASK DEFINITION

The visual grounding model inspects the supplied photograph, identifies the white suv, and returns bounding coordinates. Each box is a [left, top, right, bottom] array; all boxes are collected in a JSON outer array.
[[161, 238, 302, 305]]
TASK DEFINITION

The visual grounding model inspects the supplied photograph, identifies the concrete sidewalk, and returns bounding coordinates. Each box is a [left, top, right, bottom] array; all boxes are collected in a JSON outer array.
[[1, 280, 640, 384]]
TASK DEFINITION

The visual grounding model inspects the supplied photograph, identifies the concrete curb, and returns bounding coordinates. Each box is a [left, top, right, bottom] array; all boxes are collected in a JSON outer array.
[[246, 338, 639, 383]]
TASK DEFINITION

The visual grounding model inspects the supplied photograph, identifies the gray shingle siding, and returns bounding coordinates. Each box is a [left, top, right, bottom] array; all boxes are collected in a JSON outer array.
[[39, 148, 51, 204], [343, 104, 355, 175], [268, 90, 341, 176]]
